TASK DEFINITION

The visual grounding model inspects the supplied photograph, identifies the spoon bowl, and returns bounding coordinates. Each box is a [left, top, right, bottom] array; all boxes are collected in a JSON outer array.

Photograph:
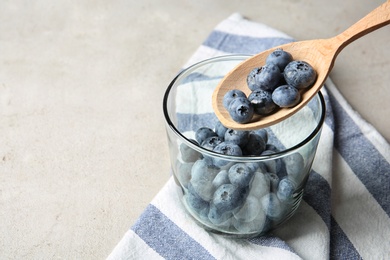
[[212, 0, 390, 130]]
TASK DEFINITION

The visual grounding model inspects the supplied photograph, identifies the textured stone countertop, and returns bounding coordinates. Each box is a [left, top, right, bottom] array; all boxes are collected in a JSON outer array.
[[1, 0, 389, 258]]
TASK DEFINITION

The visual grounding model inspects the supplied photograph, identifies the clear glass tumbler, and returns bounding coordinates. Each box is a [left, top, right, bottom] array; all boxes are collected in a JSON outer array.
[[163, 55, 326, 238]]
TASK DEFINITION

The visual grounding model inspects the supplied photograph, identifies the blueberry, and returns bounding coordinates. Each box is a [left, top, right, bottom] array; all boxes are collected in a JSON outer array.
[[246, 64, 282, 92], [261, 152, 286, 179], [175, 160, 193, 188], [283, 152, 305, 182], [247, 68, 262, 91], [233, 206, 267, 233], [261, 193, 283, 220], [252, 129, 268, 144], [242, 133, 266, 156], [266, 48, 293, 72], [228, 163, 255, 188], [214, 121, 228, 139], [265, 144, 278, 152], [265, 172, 280, 192], [233, 195, 261, 223], [213, 142, 242, 156], [201, 136, 223, 151], [227, 97, 254, 124], [245, 162, 265, 173], [261, 149, 274, 156], [195, 127, 217, 145], [272, 85, 301, 108], [248, 89, 277, 115], [180, 140, 201, 163], [261, 150, 280, 173], [223, 89, 247, 109], [256, 162, 268, 173], [277, 178, 296, 202], [213, 184, 248, 213], [212, 170, 230, 190], [190, 159, 219, 201], [284, 60, 317, 89], [212, 142, 242, 168], [208, 203, 232, 225], [248, 171, 270, 199], [224, 129, 250, 147], [186, 182, 210, 213]]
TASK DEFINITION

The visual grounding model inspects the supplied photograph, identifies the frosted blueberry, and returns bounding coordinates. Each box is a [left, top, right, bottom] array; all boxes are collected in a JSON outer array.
[[266, 48, 293, 72], [261, 150, 286, 178], [212, 170, 230, 189], [223, 89, 247, 109], [261, 150, 277, 173], [246, 64, 282, 92], [227, 97, 254, 124], [272, 85, 301, 108], [265, 172, 280, 192], [233, 206, 267, 233], [284, 60, 317, 89], [248, 89, 277, 115], [190, 159, 219, 201], [245, 162, 266, 173], [201, 136, 224, 151], [213, 142, 243, 156], [257, 162, 268, 173], [277, 178, 297, 202], [228, 163, 255, 188], [180, 140, 201, 163], [224, 129, 250, 147], [248, 171, 270, 199], [186, 182, 210, 214], [247, 68, 262, 91], [213, 184, 248, 213], [261, 193, 283, 220], [208, 203, 232, 225], [195, 127, 217, 145], [284, 152, 305, 182], [233, 195, 261, 223], [175, 160, 193, 188], [212, 142, 242, 168]]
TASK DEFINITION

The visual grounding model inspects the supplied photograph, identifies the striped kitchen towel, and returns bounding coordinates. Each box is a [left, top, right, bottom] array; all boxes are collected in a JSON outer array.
[[107, 13, 390, 260]]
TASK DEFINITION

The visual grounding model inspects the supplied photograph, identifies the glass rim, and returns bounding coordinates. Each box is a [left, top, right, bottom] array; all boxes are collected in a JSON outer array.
[[163, 54, 326, 162]]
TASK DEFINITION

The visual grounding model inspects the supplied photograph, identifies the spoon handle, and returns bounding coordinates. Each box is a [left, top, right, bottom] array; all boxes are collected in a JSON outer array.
[[332, 0, 390, 55]]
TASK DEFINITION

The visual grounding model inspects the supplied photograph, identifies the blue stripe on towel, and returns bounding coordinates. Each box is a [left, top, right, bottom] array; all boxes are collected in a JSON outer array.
[[177, 113, 218, 133], [305, 172, 361, 258], [330, 217, 362, 259], [132, 204, 216, 260], [303, 170, 332, 230], [203, 30, 293, 54], [328, 91, 390, 217]]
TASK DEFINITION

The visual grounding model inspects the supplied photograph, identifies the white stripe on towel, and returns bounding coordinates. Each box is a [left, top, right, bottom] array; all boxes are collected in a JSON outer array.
[[331, 150, 390, 259]]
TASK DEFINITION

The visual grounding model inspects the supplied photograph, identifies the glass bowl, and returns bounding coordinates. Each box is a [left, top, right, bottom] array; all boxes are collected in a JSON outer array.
[[163, 55, 326, 238]]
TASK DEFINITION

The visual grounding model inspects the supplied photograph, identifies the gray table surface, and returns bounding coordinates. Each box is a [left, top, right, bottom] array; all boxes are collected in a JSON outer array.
[[1, 0, 389, 258]]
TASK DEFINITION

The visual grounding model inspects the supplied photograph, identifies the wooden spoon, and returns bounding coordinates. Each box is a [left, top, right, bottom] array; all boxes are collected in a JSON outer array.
[[212, 0, 390, 130]]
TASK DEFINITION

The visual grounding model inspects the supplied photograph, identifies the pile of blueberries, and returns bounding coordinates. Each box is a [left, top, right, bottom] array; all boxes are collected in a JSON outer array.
[[224, 49, 317, 123], [176, 121, 306, 234]]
